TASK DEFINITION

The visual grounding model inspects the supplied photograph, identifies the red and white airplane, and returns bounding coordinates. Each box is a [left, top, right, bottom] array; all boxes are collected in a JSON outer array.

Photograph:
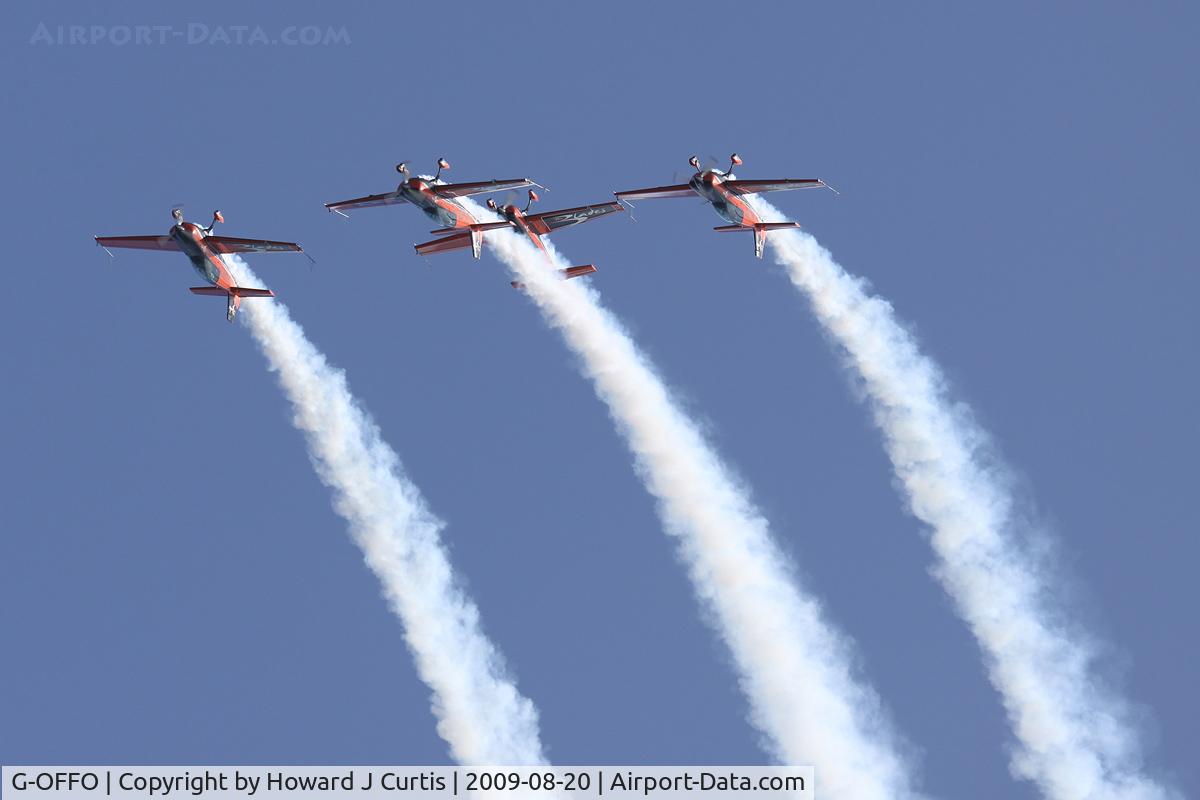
[[414, 190, 623, 286], [95, 209, 308, 322], [615, 154, 833, 258], [324, 158, 538, 258]]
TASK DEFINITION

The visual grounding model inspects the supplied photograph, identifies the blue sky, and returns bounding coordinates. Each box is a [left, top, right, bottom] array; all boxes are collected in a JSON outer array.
[[1, 3, 1196, 798]]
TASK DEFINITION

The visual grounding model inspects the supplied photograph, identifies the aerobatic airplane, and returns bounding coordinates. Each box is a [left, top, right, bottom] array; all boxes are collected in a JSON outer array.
[[324, 158, 538, 258], [615, 154, 833, 258], [95, 209, 307, 322], [414, 190, 623, 286]]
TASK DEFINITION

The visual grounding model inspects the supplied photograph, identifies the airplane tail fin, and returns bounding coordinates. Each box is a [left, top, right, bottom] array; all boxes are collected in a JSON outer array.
[[467, 222, 512, 259], [712, 222, 802, 258], [753, 222, 802, 258], [510, 264, 597, 290]]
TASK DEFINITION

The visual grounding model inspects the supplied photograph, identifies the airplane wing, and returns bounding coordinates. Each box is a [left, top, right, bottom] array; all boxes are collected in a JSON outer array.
[[525, 202, 625, 235], [431, 179, 535, 198], [722, 179, 827, 195], [205, 236, 304, 254], [414, 231, 473, 256], [94, 235, 180, 252], [613, 184, 696, 201], [324, 191, 408, 214]]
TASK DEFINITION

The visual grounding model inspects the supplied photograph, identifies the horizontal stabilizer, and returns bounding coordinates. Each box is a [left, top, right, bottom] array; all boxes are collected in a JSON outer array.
[[712, 222, 802, 233], [471, 222, 513, 233], [415, 232, 471, 257], [712, 222, 802, 258], [415, 223, 511, 259], [188, 286, 274, 298], [510, 264, 597, 290], [562, 264, 597, 279], [428, 221, 510, 235]]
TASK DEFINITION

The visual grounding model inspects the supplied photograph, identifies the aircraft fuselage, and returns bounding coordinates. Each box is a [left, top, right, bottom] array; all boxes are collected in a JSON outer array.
[[499, 206, 549, 255], [169, 222, 236, 290], [689, 170, 762, 228], [398, 178, 478, 229]]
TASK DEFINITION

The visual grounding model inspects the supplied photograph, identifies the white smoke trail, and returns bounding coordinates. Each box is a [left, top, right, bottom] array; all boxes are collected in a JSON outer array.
[[755, 200, 1174, 800], [465, 203, 919, 800], [224, 255, 547, 766]]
